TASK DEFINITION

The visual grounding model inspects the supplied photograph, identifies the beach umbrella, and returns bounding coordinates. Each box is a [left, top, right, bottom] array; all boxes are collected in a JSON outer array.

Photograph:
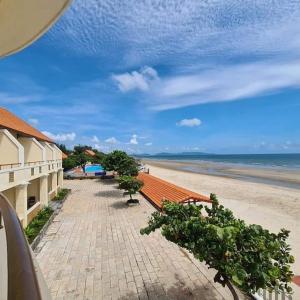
[[0, 0, 72, 57]]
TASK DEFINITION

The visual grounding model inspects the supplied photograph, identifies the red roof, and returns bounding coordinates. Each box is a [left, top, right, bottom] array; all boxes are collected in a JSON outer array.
[[84, 149, 96, 156], [0, 107, 53, 142], [62, 152, 68, 159], [137, 173, 211, 209]]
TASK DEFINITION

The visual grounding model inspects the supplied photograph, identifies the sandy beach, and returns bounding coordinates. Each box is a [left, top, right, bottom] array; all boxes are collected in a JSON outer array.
[[143, 159, 300, 273]]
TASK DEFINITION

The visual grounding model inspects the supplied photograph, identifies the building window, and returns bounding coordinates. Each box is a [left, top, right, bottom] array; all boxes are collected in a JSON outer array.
[[27, 196, 36, 209], [48, 165, 50, 171], [39, 166, 42, 173], [31, 168, 34, 176], [9, 172, 14, 183]]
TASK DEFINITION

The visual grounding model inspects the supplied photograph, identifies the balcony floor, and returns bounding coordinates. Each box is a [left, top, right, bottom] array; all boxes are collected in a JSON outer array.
[[35, 179, 235, 300]]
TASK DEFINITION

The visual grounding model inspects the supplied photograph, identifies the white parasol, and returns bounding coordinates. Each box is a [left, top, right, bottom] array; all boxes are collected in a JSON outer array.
[[0, 0, 72, 57]]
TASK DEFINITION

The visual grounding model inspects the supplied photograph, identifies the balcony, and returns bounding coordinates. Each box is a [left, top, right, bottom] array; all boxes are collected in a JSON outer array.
[[0, 160, 62, 192], [0, 194, 50, 299]]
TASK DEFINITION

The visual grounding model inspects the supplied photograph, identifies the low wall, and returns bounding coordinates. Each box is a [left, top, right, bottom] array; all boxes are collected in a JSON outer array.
[[27, 202, 41, 224]]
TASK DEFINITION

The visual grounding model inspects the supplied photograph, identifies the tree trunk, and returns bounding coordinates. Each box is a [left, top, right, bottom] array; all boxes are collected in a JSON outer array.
[[214, 272, 239, 300]]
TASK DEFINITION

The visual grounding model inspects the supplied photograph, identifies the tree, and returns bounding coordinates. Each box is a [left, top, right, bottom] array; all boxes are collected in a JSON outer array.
[[62, 152, 90, 171], [140, 194, 294, 298], [91, 150, 106, 165], [102, 150, 139, 176], [118, 175, 143, 204], [73, 145, 92, 155], [62, 156, 77, 170], [56, 143, 71, 154]]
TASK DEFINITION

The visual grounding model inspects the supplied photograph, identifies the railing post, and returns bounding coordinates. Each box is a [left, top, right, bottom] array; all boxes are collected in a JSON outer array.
[[0, 209, 3, 229]]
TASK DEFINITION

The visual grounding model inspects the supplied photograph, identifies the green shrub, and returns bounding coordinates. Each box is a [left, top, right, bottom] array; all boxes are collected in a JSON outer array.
[[52, 188, 70, 201], [118, 175, 144, 200], [102, 150, 139, 176], [25, 206, 54, 244], [140, 194, 294, 296]]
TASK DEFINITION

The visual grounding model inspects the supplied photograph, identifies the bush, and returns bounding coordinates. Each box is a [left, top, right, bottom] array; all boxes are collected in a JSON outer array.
[[118, 175, 144, 200], [102, 150, 139, 176], [53, 188, 70, 201], [140, 194, 294, 296], [25, 206, 54, 244], [62, 156, 77, 170]]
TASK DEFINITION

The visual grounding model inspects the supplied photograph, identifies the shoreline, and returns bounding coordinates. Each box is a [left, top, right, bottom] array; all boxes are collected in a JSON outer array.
[[142, 158, 300, 190], [144, 161, 300, 272]]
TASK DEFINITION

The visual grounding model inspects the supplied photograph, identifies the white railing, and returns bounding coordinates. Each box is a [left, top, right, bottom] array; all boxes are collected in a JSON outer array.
[[253, 289, 293, 300], [0, 159, 62, 191]]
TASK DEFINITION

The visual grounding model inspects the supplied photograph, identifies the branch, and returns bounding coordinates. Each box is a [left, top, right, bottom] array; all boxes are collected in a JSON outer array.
[[214, 272, 239, 300]]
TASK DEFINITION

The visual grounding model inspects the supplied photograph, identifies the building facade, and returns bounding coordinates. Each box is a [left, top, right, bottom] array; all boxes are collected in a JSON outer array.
[[0, 108, 63, 227]]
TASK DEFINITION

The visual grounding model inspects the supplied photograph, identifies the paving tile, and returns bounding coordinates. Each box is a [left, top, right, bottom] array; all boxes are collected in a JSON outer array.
[[36, 179, 234, 300]]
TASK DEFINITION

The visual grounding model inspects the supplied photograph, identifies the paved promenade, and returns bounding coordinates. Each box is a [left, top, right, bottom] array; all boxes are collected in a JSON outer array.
[[36, 179, 234, 300]]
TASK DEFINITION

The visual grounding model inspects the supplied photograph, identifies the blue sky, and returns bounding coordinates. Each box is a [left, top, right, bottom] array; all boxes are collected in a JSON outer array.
[[1, 0, 300, 154]]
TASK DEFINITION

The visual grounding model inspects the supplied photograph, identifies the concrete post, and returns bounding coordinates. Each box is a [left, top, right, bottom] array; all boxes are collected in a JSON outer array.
[[40, 175, 48, 207], [58, 169, 63, 189], [52, 172, 58, 195], [15, 182, 28, 228]]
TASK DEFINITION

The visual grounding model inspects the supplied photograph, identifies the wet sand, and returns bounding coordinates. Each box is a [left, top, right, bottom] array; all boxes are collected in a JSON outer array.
[[143, 159, 300, 272]]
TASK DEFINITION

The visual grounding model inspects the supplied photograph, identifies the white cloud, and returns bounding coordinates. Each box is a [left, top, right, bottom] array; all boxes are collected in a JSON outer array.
[[129, 134, 138, 145], [149, 60, 300, 110], [105, 137, 118, 144], [28, 118, 39, 126], [177, 118, 202, 127], [48, 1, 300, 67], [42, 131, 76, 142], [0, 92, 40, 105], [145, 142, 152, 146], [112, 66, 158, 92], [91, 135, 99, 143], [94, 143, 101, 150]]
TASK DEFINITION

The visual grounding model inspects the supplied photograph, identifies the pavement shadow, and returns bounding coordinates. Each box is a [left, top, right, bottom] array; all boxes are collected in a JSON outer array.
[[96, 178, 117, 185], [109, 200, 128, 210], [94, 190, 122, 198], [118, 276, 222, 300]]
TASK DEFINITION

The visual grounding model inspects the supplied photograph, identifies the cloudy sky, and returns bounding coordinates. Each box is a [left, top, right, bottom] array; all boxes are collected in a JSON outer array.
[[1, 0, 300, 154]]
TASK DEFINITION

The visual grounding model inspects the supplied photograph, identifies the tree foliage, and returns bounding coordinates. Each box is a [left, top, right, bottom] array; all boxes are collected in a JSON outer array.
[[56, 143, 71, 154], [73, 145, 92, 154], [102, 150, 139, 176], [62, 145, 106, 170], [140, 194, 294, 295], [118, 175, 144, 200]]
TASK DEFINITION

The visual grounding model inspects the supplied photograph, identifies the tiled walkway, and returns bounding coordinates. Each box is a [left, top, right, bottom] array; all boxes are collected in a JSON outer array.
[[36, 179, 235, 300]]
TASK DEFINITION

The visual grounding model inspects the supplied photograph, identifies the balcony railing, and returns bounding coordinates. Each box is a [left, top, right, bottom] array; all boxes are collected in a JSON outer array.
[[24, 161, 45, 167], [0, 194, 43, 299], [0, 163, 21, 171], [0, 159, 62, 172]]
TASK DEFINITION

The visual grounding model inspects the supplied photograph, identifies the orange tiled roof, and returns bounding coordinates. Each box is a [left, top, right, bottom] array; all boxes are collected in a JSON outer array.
[[62, 152, 68, 159], [137, 173, 211, 209], [0, 107, 53, 142], [84, 149, 96, 156]]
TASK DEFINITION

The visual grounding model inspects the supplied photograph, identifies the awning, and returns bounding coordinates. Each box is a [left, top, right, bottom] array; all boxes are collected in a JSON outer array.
[[0, 0, 72, 57]]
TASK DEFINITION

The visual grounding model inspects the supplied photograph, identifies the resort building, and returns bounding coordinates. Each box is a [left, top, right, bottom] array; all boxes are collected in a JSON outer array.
[[0, 108, 63, 227]]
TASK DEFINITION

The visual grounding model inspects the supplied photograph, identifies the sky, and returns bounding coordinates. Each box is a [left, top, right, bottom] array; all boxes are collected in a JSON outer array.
[[1, 0, 300, 154]]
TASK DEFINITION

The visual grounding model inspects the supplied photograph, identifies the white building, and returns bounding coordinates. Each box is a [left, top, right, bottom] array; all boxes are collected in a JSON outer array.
[[0, 108, 63, 227]]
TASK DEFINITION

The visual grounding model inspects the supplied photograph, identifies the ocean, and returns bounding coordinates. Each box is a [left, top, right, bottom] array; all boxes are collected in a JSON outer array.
[[141, 153, 300, 170]]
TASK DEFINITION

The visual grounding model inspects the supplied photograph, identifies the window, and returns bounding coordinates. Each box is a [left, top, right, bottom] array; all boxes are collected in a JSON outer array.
[[9, 172, 14, 183], [31, 168, 34, 176]]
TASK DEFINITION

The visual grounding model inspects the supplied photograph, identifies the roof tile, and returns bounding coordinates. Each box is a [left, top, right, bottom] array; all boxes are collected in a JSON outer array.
[[137, 173, 211, 209], [0, 107, 52, 142]]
